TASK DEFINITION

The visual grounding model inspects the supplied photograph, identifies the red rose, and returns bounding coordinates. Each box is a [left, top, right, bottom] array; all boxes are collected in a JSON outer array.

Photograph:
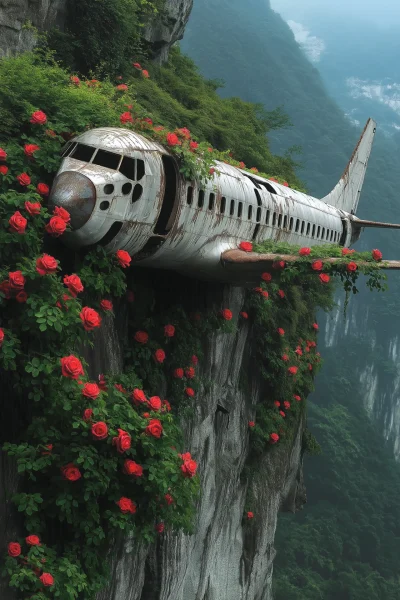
[[347, 261, 357, 272], [116, 84, 128, 91], [261, 290, 269, 299], [17, 173, 31, 186], [282, 354, 289, 361], [39, 573, 54, 587], [126, 290, 135, 302], [30, 110, 47, 125], [8, 271, 25, 290], [148, 396, 162, 411], [250, 167, 258, 173], [70, 76, 80, 85], [185, 367, 195, 379], [293, 395, 301, 402], [181, 457, 197, 478], [37, 183, 49, 196], [288, 366, 298, 375], [123, 460, 143, 476], [191, 355, 199, 365], [83, 408, 93, 422], [185, 387, 195, 397], [63, 274, 83, 296], [372, 249, 382, 261], [24, 201, 41, 215], [189, 141, 199, 150], [0, 147, 7, 160], [209, 168, 215, 175], [60, 355, 84, 379], [313, 323, 319, 330], [239, 241, 253, 252], [319, 273, 330, 284], [134, 330, 148, 344], [248, 421, 255, 428], [132, 388, 146, 405], [54, 206, 71, 223], [154, 349, 166, 363], [274, 400, 280, 407], [145, 419, 163, 438], [115, 383, 127, 394], [112, 428, 131, 453], [80, 307, 102, 331], [279, 410, 286, 417], [247, 511, 254, 519], [142, 70, 150, 78], [311, 260, 323, 271], [299, 247, 311, 256], [116, 249, 132, 268], [46, 129, 56, 137], [143, 117, 153, 125], [61, 463, 81, 481], [166, 133, 181, 146], [26, 535, 40, 546], [24, 144, 40, 157], [120, 112, 133, 124], [164, 324, 175, 337], [116, 497, 136, 514], [100, 299, 113, 311], [163, 399, 171, 412], [45, 216, 67, 237], [16, 291, 28, 303], [342, 248, 354, 256], [0, 165, 8, 175], [91, 422, 108, 440], [36, 254, 58, 275], [295, 346, 303, 356], [174, 368, 184, 378], [283, 401, 291, 410], [7, 542, 21, 557], [240, 311, 249, 319], [98, 374, 107, 391], [155, 522, 164, 533], [277, 328, 285, 336], [165, 493, 174, 505], [133, 62, 142, 69], [272, 260, 285, 269], [270, 433, 279, 444], [221, 309, 233, 321], [9, 211, 27, 234], [176, 128, 191, 139], [143, 412, 150, 418]]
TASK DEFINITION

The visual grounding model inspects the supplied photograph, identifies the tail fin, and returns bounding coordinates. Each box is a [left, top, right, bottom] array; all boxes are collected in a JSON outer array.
[[321, 118, 376, 214]]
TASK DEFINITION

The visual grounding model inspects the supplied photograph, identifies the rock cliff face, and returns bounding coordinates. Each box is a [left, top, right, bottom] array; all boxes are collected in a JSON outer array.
[[0, 0, 193, 63], [0, 281, 306, 600]]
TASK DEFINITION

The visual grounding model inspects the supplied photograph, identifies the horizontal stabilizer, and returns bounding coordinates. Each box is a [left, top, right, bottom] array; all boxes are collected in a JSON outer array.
[[321, 118, 376, 214], [351, 218, 400, 230]]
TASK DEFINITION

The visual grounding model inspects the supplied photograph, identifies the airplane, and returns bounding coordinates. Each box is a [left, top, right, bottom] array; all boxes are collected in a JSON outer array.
[[48, 118, 399, 282]]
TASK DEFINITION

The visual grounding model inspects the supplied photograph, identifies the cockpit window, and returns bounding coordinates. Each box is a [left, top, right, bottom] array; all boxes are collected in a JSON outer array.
[[70, 143, 96, 163], [137, 159, 145, 180], [92, 149, 121, 170], [119, 157, 136, 180], [61, 142, 75, 157]]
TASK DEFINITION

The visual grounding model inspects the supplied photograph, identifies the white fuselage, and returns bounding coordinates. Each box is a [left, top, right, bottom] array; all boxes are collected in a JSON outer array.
[[49, 128, 357, 281]]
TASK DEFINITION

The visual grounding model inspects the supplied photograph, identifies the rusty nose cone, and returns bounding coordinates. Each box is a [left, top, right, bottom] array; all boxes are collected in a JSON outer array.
[[49, 171, 96, 230]]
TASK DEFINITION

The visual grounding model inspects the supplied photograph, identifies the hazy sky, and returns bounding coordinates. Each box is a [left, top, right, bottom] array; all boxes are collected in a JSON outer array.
[[270, 0, 400, 28]]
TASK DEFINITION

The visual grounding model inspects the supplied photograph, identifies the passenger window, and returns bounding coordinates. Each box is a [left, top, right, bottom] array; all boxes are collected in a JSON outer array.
[[283, 215, 288, 229], [187, 186, 193, 205], [266, 210, 270, 225], [248, 205, 253, 220], [209, 193, 215, 210], [312, 224, 316, 238], [238, 202, 243, 218], [317, 226, 321, 238], [322, 227, 325, 239], [301, 221, 305, 234], [273, 212, 277, 226], [93, 149, 121, 170], [278, 214, 282, 228], [198, 190, 205, 208], [295, 219, 300, 232], [230, 199, 235, 216], [220, 197, 226, 213], [289, 217, 293, 231], [306, 223, 310, 236], [119, 157, 136, 180], [330, 230, 333, 241]]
